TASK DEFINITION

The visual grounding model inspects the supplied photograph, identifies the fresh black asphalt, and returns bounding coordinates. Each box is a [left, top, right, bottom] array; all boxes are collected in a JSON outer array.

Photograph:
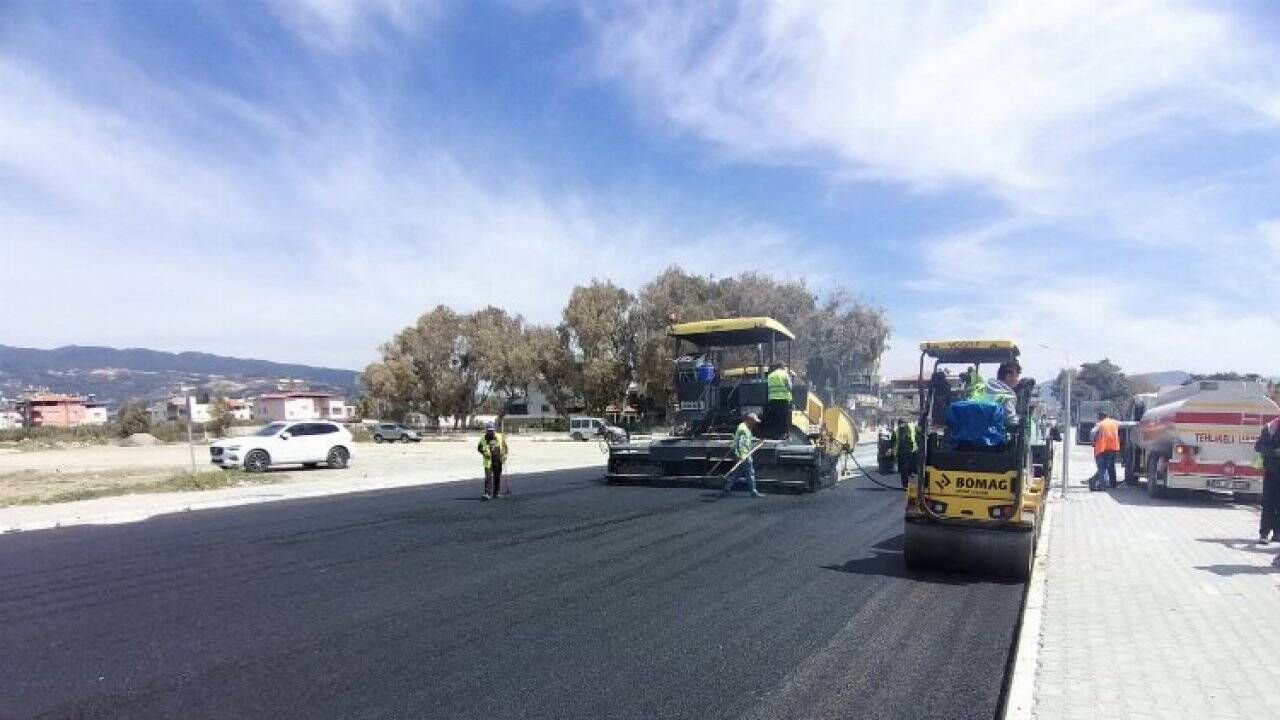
[[1, 453, 1025, 719]]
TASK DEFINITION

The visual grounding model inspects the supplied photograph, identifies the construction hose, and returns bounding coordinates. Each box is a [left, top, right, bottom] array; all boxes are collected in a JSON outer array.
[[845, 446, 907, 491]]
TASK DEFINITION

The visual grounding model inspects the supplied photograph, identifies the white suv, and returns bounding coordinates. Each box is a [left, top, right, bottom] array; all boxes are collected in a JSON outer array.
[[210, 421, 353, 473]]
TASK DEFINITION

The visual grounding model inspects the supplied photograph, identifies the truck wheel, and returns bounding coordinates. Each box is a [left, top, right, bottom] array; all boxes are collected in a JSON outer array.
[[1146, 454, 1166, 499]]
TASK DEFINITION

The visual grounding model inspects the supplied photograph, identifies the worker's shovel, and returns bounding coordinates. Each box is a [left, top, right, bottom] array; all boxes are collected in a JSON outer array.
[[713, 440, 765, 479]]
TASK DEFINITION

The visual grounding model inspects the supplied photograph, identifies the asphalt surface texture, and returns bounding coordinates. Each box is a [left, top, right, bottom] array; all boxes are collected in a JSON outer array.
[[2, 448, 1026, 720]]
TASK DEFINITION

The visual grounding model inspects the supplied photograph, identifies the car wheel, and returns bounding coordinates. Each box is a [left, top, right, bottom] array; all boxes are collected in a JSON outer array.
[[327, 446, 350, 469], [571, 432, 583, 441], [245, 450, 271, 473], [400, 434, 410, 443], [374, 435, 384, 444]]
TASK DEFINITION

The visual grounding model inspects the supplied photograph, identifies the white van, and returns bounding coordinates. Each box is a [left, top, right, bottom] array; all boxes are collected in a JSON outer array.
[[569, 416, 608, 441]]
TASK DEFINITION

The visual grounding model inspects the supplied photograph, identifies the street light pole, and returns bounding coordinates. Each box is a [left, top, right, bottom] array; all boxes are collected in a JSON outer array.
[[1039, 344, 1072, 498], [1062, 360, 1071, 498]]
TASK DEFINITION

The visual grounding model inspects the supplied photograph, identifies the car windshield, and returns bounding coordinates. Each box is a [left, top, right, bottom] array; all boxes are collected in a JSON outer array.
[[253, 422, 287, 437]]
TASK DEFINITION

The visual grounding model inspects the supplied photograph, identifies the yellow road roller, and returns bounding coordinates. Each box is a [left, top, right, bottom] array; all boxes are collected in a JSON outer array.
[[903, 340, 1043, 580]]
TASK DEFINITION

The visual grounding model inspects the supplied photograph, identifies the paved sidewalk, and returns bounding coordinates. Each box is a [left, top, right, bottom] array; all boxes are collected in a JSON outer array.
[[1030, 443, 1280, 719]]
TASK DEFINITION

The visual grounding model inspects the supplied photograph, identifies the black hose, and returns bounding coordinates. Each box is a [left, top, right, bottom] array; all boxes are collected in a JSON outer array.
[[846, 447, 907, 491]]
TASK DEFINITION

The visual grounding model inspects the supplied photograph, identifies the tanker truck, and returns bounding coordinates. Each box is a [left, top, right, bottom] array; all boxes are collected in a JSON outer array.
[[1124, 380, 1278, 500]]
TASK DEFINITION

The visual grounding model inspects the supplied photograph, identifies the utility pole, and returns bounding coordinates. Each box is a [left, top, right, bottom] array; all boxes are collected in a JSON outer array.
[[185, 389, 196, 476], [1040, 345, 1072, 498], [1062, 364, 1071, 498]]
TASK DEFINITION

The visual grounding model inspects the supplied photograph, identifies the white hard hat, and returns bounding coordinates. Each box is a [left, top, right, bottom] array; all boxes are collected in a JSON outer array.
[[484, 420, 496, 430]]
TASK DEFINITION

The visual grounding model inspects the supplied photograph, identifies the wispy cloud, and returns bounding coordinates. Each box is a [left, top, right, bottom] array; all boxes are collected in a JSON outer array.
[[586, 1, 1280, 377], [0, 16, 808, 369], [266, 0, 441, 49]]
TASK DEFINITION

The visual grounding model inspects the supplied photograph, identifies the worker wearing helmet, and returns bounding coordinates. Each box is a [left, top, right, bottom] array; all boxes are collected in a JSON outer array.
[[723, 412, 763, 498], [478, 420, 509, 500], [765, 363, 793, 440]]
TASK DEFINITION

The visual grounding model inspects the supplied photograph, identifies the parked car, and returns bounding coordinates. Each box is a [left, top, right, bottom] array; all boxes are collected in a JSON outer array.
[[210, 421, 353, 472], [569, 416, 628, 443], [373, 423, 421, 443]]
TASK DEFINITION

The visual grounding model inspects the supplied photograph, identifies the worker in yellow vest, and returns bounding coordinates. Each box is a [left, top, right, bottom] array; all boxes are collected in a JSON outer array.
[[765, 363, 793, 440], [723, 412, 763, 497], [892, 419, 918, 489], [478, 420, 509, 500]]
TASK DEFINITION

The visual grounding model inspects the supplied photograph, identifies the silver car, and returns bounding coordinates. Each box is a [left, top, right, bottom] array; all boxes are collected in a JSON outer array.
[[373, 423, 421, 443]]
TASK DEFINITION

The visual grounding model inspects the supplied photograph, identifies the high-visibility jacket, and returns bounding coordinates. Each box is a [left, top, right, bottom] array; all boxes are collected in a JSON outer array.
[[733, 422, 753, 459], [478, 432, 508, 468], [1092, 418, 1120, 456], [892, 423, 917, 453], [767, 368, 793, 402]]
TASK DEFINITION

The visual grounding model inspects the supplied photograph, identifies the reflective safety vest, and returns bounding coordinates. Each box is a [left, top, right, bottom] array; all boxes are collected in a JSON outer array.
[[1093, 418, 1120, 456], [965, 370, 988, 400], [478, 432, 508, 468], [733, 422, 753, 459], [767, 369, 792, 402]]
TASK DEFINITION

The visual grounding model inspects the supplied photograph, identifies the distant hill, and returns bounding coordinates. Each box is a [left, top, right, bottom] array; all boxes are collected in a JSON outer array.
[[0, 344, 359, 406], [1131, 370, 1190, 390]]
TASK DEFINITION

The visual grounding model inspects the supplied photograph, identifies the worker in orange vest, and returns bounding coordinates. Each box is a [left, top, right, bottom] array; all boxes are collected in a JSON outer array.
[[1089, 409, 1121, 491]]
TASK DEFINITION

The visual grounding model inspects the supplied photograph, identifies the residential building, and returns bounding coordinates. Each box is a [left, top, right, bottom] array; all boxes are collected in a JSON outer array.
[[82, 401, 109, 425], [251, 392, 354, 423], [0, 411, 22, 430], [503, 384, 559, 420], [224, 398, 253, 421], [156, 397, 213, 423], [16, 394, 87, 428]]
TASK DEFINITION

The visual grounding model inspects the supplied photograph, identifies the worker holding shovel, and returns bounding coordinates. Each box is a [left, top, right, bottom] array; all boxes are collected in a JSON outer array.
[[723, 412, 764, 498]]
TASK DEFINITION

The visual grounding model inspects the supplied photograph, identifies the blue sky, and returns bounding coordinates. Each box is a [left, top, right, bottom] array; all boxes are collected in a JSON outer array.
[[3, 1, 1280, 381]]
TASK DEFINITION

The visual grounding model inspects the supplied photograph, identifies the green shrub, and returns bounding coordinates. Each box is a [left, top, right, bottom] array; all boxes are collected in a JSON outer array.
[[117, 403, 152, 437], [0, 424, 116, 445]]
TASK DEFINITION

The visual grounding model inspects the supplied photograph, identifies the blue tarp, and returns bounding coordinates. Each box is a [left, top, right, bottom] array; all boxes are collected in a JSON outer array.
[[945, 400, 1006, 447]]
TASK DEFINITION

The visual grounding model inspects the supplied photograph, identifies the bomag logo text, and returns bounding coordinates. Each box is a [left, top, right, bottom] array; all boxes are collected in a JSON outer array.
[[939, 473, 1009, 492]]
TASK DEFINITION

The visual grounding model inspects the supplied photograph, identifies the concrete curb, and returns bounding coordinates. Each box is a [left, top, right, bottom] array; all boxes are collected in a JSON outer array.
[[1001, 491, 1056, 720]]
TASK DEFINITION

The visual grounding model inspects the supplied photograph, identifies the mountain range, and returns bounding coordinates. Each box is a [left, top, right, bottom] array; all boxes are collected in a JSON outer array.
[[0, 345, 360, 406]]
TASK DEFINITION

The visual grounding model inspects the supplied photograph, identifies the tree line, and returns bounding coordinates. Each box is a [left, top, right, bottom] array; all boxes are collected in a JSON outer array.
[[361, 266, 890, 425]]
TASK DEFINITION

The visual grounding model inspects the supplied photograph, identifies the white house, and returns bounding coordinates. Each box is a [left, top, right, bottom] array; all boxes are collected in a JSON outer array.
[[0, 411, 22, 430], [224, 398, 253, 421], [251, 392, 355, 423], [163, 397, 213, 423], [82, 402, 110, 425]]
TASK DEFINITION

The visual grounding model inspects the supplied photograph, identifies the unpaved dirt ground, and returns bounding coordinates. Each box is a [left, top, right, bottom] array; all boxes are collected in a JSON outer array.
[[0, 436, 609, 506]]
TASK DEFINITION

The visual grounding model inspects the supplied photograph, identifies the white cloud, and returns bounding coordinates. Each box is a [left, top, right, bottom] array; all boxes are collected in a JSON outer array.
[[588, 1, 1280, 378], [267, 0, 441, 49], [0, 52, 809, 369], [588, 1, 1273, 207]]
